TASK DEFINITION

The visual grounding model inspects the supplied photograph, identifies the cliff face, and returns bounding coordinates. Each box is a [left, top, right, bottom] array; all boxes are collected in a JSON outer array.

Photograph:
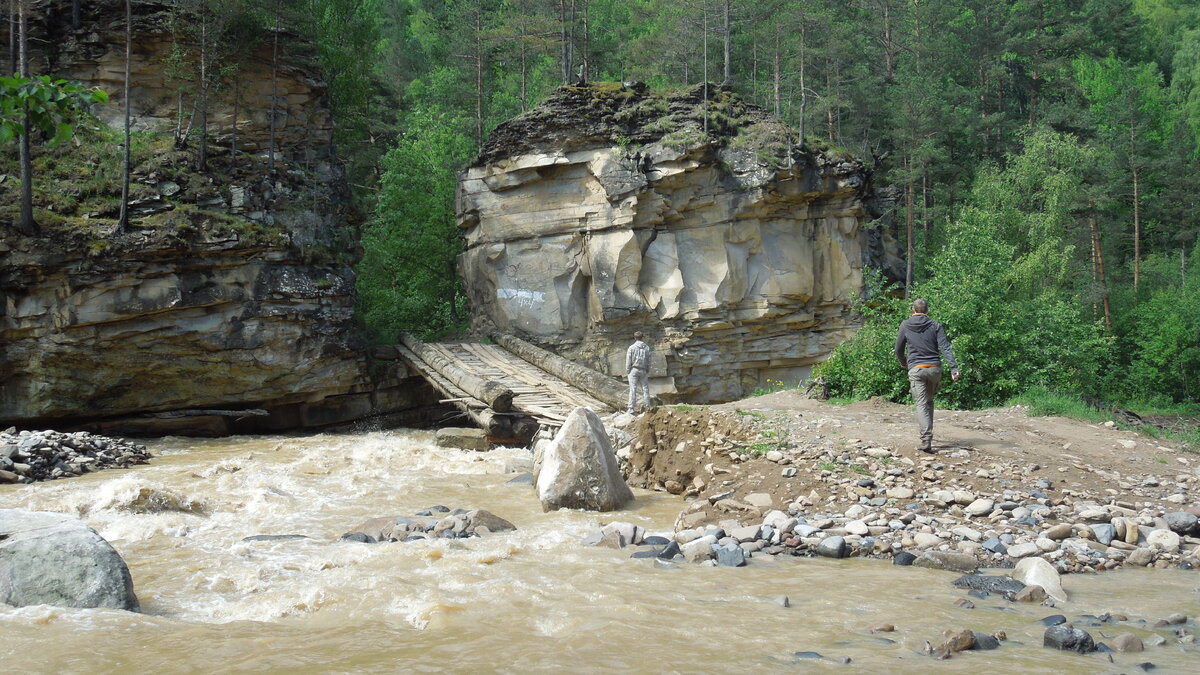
[[458, 83, 901, 402], [0, 1, 433, 433]]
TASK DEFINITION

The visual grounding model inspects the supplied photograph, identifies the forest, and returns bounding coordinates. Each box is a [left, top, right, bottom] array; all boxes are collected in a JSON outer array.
[[5, 0, 1200, 413]]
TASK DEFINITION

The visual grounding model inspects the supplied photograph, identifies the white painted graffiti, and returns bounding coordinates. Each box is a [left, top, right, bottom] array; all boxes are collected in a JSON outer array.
[[496, 287, 545, 308]]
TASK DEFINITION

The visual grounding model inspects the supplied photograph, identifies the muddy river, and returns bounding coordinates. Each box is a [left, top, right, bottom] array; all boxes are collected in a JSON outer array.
[[1, 431, 1196, 673]]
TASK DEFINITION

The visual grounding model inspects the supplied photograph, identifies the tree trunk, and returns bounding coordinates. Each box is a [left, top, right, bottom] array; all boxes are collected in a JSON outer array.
[[881, 0, 894, 82], [702, 11, 708, 135], [230, 77, 239, 172], [395, 346, 529, 441], [197, 11, 208, 171], [474, 6, 483, 147], [17, 0, 34, 235], [825, 59, 833, 140], [921, 170, 931, 250], [8, 0, 16, 77], [490, 333, 628, 411], [117, 0, 132, 232], [1132, 158, 1141, 294], [399, 334, 515, 412], [904, 157, 914, 297], [519, 16, 528, 110], [751, 38, 758, 106], [722, 0, 731, 86], [71, 0, 80, 30], [797, 23, 805, 143], [268, 0, 279, 173], [559, 0, 575, 84], [1090, 202, 1113, 331], [772, 20, 780, 117], [580, 0, 588, 82]]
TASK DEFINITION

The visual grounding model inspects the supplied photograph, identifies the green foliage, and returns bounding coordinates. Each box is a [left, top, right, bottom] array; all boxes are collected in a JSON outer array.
[[356, 108, 474, 342], [818, 131, 1116, 409], [1008, 386, 1112, 423], [0, 75, 107, 145], [1124, 245, 1200, 401], [813, 272, 911, 403]]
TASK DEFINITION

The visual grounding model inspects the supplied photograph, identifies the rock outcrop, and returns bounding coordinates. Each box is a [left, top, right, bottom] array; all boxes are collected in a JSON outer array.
[[458, 82, 901, 402], [0, 1, 440, 433], [535, 406, 633, 511], [0, 509, 140, 611]]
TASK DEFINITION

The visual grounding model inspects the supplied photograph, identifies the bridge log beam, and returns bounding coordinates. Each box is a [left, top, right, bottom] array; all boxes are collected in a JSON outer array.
[[400, 334, 515, 412], [490, 333, 627, 411]]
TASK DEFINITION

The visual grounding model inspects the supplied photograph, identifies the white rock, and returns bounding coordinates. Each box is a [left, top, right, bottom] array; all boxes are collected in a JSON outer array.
[[1007, 542, 1040, 558], [845, 505, 867, 520], [887, 486, 915, 499], [535, 407, 633, 512], [745, 493, 774, 509], [952, 490, 976, 505], [952, 526, 982, 542], [1012, 556, 1068, 603], [762, 510, 796, 534], [1036, 538, 1060, 552], [1146, 529, 1181, 553], [846, 520, 870, 536], [964, 498, 994, 516], [913, 533, 942, 548], [1165, 494, 1187, 504], [1078, 508, 1110, 522]]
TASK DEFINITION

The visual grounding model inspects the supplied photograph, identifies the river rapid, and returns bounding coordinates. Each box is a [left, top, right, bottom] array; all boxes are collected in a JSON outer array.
[[0, 430, 1197, 673]]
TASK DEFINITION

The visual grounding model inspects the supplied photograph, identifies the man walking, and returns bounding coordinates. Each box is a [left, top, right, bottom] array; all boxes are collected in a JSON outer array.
[[895, 299, 960, 453], [626, 331, 652, 415]]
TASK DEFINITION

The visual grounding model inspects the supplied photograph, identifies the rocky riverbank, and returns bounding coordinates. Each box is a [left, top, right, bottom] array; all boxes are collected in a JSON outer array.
[[610, 392, 1200, 573], [0, 428, 151, 483]]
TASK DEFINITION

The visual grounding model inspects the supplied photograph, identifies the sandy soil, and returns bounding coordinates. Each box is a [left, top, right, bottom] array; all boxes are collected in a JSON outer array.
[[623, 390, 1196, 527]]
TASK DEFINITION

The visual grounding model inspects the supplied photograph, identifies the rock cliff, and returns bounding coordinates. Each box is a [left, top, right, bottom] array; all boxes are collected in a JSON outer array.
[[0, 1, 436, 433], [458, 83, 901, 402]]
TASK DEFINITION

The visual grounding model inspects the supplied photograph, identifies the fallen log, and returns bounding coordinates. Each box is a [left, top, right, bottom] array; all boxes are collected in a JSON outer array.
[[399, 334, 514, 412], [146, 408, 269, 419], [489, 333, 626, 411], [396, 344, 534, 443]]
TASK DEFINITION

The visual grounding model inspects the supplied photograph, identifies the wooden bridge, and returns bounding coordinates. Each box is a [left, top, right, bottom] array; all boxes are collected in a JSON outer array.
[[396, 333, 628, 444]]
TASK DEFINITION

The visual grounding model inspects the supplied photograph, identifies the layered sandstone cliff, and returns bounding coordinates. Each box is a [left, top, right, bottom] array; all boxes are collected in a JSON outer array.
[[0, 1, 434, 433], [458, 83, 901, 402]]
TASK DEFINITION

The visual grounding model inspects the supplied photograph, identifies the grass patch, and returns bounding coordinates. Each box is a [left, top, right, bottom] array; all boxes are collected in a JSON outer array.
[[1008, 387, 1111, 423], [747, 442, 778, 456], [671, 404, 698, 412], [817, 461, 838, 472], [735, 409, 766, 420], [1009, 386, 1200, 450]]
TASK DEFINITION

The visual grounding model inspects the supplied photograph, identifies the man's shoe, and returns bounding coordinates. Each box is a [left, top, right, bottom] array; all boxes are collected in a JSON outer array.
[[917, 442, 934, 453]]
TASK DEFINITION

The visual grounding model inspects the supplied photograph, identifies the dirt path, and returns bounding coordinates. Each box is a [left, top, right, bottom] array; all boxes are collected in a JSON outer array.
[[618, 391, 1199, 571]]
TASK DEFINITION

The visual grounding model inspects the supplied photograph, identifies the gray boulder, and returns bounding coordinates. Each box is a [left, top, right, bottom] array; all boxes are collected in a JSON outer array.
[[951, 574, 1026, 595], [535, 407, 634, 512], [816, 536, 848, 559], [1043, 624, 1095, 653], [1165, 512, 1199, 536], [0, 509, 139, 611], [435, 427, 490, 451]]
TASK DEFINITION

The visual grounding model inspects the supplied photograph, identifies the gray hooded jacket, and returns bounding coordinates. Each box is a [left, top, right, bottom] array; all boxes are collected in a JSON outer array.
[[895, 314, 959, 372]]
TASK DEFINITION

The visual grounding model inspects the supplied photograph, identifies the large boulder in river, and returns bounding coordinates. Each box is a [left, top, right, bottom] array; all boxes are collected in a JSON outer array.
[[535, 407, 633, 512], [458, 82, 902, 403], [1012, 556, 1067, 603], [0, 509, 139, 611]]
